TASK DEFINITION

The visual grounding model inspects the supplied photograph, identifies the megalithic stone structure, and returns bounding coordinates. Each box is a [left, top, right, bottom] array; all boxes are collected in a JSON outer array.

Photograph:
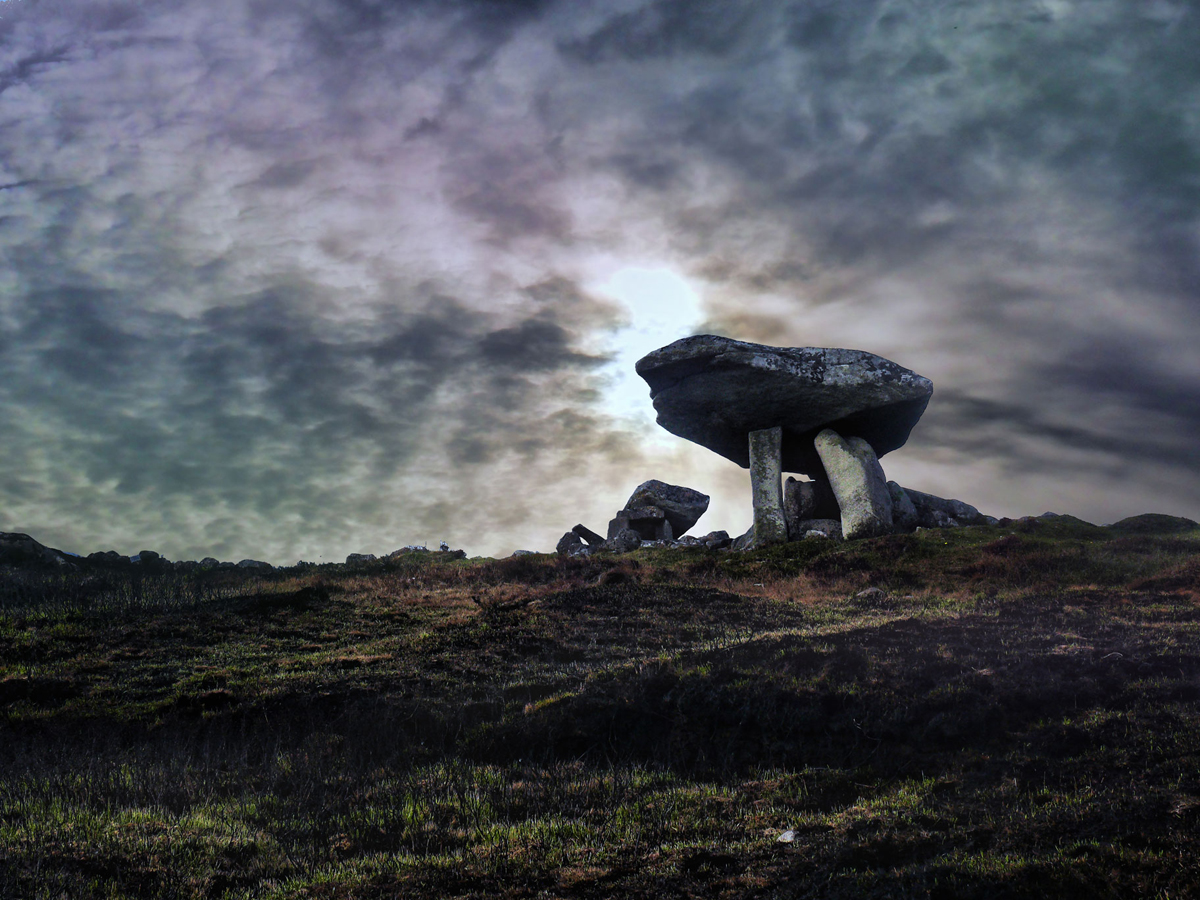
[[635, 335, 933, 547], [749, 426, 789, 547]]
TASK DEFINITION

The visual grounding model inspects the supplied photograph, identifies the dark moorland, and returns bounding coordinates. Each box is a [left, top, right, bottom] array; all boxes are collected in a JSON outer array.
[[2, 514, 1199, 898]]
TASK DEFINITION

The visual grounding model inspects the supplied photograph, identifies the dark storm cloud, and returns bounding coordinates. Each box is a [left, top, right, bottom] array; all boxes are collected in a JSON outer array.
[[1, 0, 1198, 559]]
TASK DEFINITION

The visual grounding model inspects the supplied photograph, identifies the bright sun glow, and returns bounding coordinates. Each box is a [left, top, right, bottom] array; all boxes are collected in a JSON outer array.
[[589, 266, 706, 424]]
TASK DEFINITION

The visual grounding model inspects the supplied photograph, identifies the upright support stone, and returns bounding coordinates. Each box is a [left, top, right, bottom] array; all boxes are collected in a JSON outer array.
[[813, 428, 894, 540], [749, 426, 788, 547]]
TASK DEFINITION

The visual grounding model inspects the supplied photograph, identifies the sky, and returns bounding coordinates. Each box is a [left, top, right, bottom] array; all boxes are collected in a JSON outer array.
[[1, 0, 1198, 563]]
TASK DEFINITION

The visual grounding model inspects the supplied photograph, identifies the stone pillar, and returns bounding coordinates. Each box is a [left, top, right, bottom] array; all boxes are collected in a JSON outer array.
[[813, 428, 894, 540], [749, 426, 788, 547]]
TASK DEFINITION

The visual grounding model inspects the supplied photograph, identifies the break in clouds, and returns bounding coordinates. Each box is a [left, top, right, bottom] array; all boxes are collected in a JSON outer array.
[[1, 0, 1198, 562]]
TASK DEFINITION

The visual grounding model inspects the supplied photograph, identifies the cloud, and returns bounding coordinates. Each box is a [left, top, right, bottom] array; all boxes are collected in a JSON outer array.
[[0, 0, 1197, 560]]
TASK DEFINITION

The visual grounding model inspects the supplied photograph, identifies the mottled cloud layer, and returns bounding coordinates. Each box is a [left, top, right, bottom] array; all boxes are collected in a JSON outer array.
[[1, 0, 1197, 561]]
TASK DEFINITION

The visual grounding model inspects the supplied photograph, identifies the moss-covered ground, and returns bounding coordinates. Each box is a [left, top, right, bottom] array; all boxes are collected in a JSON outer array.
[[2, 516, 1199, 898]]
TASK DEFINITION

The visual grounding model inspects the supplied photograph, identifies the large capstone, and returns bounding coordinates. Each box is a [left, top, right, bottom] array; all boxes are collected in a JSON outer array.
[[635, 335, 933, 477]]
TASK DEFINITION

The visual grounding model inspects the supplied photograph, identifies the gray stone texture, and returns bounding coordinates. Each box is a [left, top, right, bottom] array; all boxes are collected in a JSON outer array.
[[556, 531, 585, 556], [602, 528, 642, 553], [792, 518, 843, 541], [623, 479, 710, 536], [610, 506, 672, 541], [902, 488, 989, 527], [636, 335, 933, 476], [888, 481, 920, 531], [749, 426, 789, 547], [571, 524, 606, 547], [700, 530, 732, 549], [784, 475, 840, 537], [813, 429, 894, 540]]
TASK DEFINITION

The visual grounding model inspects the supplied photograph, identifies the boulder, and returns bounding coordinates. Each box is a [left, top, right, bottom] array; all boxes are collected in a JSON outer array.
[[236, 559, 273, 569], [700, 530, 732, 550], [814, 429, 894, 540], [887, 482, 920, 531], [901, 488, 990, 527], [556, 531, 585, 556], [784, 475, 840, 535], [135, 550, 161, 564], [602, 528, 642, 553], [622, 480, 710, 536], [198, 557, 220, 567], [346, 553, 377, 564], [635, 335, 933, 476]]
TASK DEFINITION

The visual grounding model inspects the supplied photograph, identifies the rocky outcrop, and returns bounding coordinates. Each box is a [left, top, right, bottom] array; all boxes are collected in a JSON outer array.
[[346, 553, 377, 564], [635, 335, 933, 476], [236, 559, 273, 569], [814, 429, 894, 540], [902, 488, 991, 528], [0, 532, 74, 568], [571, 524, 605, 547], [1105, 514, 1198, 533], [622, 480, 710, 536]]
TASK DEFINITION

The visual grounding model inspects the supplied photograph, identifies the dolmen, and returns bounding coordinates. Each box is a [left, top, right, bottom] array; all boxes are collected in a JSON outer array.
[[635, 335, 989, 547]]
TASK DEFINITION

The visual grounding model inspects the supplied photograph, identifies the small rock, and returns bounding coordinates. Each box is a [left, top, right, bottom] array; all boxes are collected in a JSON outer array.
[[792, 518, 843, 541]]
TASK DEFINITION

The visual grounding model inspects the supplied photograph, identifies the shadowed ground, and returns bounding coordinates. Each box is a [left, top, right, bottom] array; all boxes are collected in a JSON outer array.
[[2, 516, 1198, 898]]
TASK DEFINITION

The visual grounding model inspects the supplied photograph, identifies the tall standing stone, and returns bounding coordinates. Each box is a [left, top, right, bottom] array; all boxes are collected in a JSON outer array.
[[814, 428, 894, 540], [749, 426, 788, 547]]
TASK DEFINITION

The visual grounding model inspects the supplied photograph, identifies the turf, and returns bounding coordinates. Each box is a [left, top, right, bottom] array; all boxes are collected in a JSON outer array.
[[2, 516, 1199, 898]]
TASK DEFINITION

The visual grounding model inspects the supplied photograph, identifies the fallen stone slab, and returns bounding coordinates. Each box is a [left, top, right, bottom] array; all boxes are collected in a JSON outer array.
[[572, 524, 606, 546], [814, 428, 894, 540], [636, 335, 933, 476]]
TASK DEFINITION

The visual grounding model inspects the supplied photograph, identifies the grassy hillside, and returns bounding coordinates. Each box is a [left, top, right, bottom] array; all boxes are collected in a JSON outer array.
[[2, 515, 1199, 898]]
